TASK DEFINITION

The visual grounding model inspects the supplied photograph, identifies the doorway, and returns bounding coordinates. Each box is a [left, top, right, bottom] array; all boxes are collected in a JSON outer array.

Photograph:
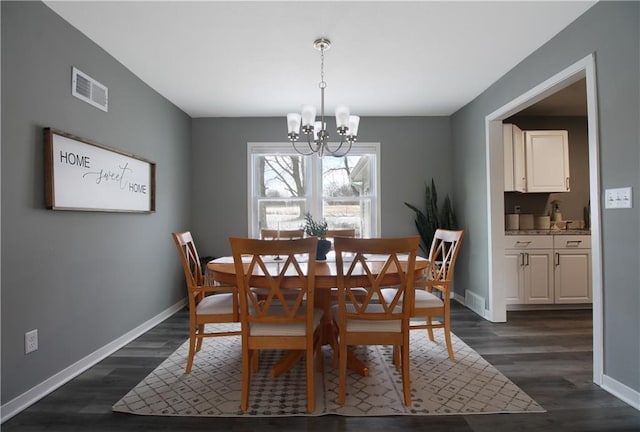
[[484, 54, 603, 385]]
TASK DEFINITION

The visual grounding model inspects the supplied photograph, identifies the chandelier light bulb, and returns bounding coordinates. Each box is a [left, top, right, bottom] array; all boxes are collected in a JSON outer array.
[[287, 113, 301, 134], [335, 106, 350, 129]]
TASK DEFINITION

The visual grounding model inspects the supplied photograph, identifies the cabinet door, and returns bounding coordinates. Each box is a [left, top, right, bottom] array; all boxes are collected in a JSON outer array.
[[504, 251, 524, 304], [554, 249, 592, 303], [503, 124, 526, 192], [523, 250, 554, 304], [524, 130, 570, 192]]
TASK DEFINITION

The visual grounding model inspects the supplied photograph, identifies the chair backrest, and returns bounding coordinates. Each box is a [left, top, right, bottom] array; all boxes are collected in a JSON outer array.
[[260, 228, 305, 240], [334, 236, 420, 322], [427, 229, 464, 284], [325, 229, 356, 239], [172, 231, 204, 289], [229, 237, 318, 328]]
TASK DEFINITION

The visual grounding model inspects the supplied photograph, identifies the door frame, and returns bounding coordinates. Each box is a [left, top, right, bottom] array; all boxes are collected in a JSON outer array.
[[484, 53, 603, 385]]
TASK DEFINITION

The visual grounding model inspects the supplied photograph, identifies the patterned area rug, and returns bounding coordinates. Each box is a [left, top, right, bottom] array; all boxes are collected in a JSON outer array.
[[112, 324, 544, 417]]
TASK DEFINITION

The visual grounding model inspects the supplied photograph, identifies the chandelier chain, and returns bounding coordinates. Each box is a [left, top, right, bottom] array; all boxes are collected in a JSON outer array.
[[319, 45, 326, 89]]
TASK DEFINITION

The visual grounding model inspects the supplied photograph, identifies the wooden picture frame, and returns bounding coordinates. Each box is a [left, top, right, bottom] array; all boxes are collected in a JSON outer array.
[[44, 128, 156, 213]]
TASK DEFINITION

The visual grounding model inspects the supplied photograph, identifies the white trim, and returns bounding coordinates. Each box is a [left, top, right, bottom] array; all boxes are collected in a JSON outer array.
[[601, 375, 640, 411], [0, 299, 186, 423], [484, 54, 604, 384]]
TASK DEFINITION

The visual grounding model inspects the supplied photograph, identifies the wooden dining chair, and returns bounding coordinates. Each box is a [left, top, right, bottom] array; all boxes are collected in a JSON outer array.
[[172, 232, 241, 374], [382, 229, 464, 360], [325, 228, 356, 239], [333, 236, 419, 406], [229, 236, 323, 412], [324, 228, 368, 303], [260, 228, 305, 240]]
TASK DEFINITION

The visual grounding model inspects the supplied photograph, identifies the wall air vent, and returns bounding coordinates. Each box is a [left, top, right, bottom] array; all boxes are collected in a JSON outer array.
[[72, 67, 108, 112]]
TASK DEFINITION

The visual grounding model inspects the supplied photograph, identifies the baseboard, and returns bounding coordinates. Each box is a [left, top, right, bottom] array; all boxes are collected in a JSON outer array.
[[601, 374, 640, 411], [0, 298, 186, 423]]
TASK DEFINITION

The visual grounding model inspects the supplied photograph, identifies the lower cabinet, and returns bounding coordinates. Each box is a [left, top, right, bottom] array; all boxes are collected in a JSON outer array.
[[504, 235, 591, 306], [554, 236, 592, 303]]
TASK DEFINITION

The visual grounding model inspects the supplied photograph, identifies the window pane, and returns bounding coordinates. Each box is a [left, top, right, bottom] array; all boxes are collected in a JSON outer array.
[[321, 155, 370, 197], [258, 199, 307, 230], [323, 198, 371, 238], [257, 155, 306, 198]]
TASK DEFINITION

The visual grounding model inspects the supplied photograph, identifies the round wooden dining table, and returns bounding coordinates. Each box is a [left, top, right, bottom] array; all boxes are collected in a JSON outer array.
[[207, 252, 428, 376]]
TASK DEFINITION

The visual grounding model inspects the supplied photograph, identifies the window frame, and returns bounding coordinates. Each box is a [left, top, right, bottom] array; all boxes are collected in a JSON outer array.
[[247, 142, 381, 238]]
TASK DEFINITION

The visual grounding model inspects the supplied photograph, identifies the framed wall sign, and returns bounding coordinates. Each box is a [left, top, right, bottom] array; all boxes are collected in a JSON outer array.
[[44, 128, 156, 213]]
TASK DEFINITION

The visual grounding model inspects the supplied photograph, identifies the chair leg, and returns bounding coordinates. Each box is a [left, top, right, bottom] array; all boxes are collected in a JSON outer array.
[[306, 345, 315, 412], [392, 345, 400, 370], [401, 336, 411, 406], [185, 333, 196, 374], [196, 325, 205, 352], [444, 321, 455, 360], [338, 337, 348, 405], [251, 349, 260, 371], [426, 316, 435, 341], [241, 348, 251, 411]]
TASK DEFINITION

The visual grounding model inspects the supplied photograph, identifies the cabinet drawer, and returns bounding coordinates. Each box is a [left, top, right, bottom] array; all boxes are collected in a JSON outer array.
[[505, 236, 553, 249], [553, 235, 591, 249]]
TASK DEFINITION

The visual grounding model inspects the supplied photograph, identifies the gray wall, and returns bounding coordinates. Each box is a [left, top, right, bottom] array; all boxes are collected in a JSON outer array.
[[190, 117, 453, 258], [1, 2, 191, 403], [452, 1, 639, 391]]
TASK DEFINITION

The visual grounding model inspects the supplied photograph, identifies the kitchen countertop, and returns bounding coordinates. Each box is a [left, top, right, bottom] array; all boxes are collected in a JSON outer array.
[[506, 229, 591, 235]]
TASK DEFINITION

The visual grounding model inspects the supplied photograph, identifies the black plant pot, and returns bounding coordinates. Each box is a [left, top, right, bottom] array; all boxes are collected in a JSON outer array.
[[316, 239, 332, 261]]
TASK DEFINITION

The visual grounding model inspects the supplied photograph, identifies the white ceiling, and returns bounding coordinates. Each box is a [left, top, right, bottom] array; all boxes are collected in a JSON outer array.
[[44, 1, 596, 118]]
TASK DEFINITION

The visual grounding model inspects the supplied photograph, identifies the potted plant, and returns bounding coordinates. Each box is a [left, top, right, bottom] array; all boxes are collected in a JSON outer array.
[[404, 179, 457, 256], [302, 212, 331, 260]]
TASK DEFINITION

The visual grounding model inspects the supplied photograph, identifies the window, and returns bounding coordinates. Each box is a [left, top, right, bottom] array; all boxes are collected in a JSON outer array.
[[248, 142, 380, 238]]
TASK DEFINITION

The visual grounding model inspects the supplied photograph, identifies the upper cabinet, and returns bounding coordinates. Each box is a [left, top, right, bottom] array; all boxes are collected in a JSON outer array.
[[504, 124, 570, 192]]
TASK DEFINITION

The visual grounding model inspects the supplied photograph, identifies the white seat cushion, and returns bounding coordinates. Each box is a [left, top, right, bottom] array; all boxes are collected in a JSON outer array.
[[249, 308, 323, 337], [196, 293, 236, 315], [380, 288, 444, 309], [414, 290, 444, 308], [331, 303, 402, 332]]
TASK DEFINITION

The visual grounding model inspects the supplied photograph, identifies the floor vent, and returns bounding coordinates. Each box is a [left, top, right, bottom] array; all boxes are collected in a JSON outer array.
[[465, 290, 486, 316], [72, 67, 108, 112]]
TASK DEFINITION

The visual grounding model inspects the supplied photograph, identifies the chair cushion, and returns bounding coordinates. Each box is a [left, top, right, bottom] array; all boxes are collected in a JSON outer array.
[[331, 303, 402, 333], [380, 288, 444, 309], [196, 293, 236, 315], [414, 290, 444, 308], [249, 308, 323, 337]]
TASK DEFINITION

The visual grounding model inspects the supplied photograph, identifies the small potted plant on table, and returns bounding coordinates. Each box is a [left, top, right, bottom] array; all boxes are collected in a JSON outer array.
[[302, 212, 331, 260]]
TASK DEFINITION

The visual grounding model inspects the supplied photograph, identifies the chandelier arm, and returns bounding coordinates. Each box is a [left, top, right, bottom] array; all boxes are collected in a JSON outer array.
[[325, 140, 353, 158], [292, 140, 315, 156]]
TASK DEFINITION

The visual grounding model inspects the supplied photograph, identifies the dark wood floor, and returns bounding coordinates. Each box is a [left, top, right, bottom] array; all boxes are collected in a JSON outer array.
[[3, 303, 639, 431]]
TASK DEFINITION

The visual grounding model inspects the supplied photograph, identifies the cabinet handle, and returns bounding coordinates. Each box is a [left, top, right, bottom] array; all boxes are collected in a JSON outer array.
[[525, 253, 530, 266], [515, 241, 531, 247], [555, 252, 560, 266], [566, 240, 582, 248], [520, 253, 525, 266], [566, 177, 570, 190]]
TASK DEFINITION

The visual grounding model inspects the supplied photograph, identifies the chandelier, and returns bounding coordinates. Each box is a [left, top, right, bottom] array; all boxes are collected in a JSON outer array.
[[286, 38, 360, 157]]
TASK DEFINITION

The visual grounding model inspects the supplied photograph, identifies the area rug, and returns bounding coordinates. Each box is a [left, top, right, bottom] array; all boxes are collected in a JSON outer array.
[[112, 323, 544, 417]]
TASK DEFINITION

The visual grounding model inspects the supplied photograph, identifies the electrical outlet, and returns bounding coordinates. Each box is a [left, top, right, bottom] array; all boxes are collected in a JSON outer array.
[[25, 329, 38, 354]]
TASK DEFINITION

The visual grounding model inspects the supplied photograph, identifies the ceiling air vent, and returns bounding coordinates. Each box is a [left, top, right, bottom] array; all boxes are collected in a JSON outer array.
[[72, 67, 108, 112]]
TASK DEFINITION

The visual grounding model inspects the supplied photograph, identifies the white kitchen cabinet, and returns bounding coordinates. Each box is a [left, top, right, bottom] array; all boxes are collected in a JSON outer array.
[[554, 235, 592, 303], [525, 130, 570, 192], [504, 236, 554, 305], [503, 125, 570, 193], [503, 123, 526, 192]]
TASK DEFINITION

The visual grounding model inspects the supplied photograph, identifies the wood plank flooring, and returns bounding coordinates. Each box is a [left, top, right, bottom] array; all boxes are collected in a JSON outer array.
[[3, 303, 639, 431]]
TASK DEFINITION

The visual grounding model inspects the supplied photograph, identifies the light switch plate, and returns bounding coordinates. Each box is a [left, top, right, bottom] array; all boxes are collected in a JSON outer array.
[[605, 187, 632, 209]]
